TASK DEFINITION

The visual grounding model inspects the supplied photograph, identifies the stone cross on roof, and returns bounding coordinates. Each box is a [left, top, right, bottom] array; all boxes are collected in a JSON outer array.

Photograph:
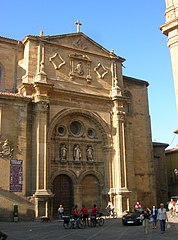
[[75, 20, 82, 33]]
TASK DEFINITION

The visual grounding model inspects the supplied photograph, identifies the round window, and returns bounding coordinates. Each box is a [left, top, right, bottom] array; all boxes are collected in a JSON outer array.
[[57, 126, 65, 135], [88, 128, 95, 138], [70, 121, 82, 136]]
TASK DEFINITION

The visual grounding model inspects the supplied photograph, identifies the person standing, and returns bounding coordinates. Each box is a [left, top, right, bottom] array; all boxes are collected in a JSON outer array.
[[58, 204, 64, 220], [91, 204, 98, 217], [80, 205, 89, 225], [168, 198, 176, 217], [141, 209, 150, 234], [157, 203, 168, 234], [150, 205, 158, 229], [73, 205, 79, 220]]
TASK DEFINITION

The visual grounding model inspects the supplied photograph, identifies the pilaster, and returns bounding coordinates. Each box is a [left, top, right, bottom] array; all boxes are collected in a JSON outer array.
[[33, 100, 53, 218], [111, 98, 130, 214]]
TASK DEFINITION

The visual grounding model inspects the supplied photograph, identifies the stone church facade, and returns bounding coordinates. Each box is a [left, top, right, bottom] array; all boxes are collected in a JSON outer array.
[[0, 29, 156, 220]]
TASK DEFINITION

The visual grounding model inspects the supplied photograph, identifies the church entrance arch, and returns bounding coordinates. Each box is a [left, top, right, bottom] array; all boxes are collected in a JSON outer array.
[[81, 174, 100, 209], [53, 174, 74, 218]]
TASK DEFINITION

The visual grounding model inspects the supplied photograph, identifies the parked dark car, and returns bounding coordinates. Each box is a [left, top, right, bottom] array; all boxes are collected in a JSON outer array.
[[122, 210, 142, 226]]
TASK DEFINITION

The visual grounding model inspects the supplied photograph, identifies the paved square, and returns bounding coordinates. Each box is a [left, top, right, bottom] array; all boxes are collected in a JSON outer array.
[[1, 216, 178, 240]]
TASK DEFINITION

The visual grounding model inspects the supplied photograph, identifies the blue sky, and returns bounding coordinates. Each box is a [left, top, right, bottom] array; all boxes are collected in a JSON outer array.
[[1, 0, 177, 148]]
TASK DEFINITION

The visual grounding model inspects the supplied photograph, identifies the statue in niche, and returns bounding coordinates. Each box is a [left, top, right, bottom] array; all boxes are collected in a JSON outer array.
[[86, 145, 93, 161], [73, 144, 81, 161], [74, 61, 84, 75], [60, 144, 67, 160], [40, 61, 45, 74], [0, 139, 13, 158]]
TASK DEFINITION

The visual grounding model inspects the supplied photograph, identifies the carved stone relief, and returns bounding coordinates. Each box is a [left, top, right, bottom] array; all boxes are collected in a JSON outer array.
[[0, 139, 14, 158], [49, 53, 65, 70], [69, 53, 92, 83], [72, 37, 87, 50], [94, 63, 108, 79]]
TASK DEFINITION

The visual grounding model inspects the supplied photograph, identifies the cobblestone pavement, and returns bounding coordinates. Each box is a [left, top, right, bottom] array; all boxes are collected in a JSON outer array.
[[1, 215, 178, 240]]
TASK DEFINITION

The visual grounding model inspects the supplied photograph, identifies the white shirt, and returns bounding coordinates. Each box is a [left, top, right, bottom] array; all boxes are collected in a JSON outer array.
[[157, 208, 168, 220]]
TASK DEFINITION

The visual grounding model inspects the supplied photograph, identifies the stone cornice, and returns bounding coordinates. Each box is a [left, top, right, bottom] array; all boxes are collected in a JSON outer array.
[[160, 17, 178, 36]]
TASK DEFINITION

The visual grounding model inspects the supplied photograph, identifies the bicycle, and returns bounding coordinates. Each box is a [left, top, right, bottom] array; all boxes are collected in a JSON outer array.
[[90, 213, 105, 227], [105, 210, 118, 219], [63, 215, 85, 229]]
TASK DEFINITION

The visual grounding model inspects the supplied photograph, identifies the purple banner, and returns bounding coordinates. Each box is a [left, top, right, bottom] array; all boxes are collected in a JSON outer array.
[[10, 160, 23, 192]]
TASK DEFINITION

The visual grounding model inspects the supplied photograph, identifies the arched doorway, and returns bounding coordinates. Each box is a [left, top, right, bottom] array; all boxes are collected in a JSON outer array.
[[53, 174, 74, 218], [81, 174, 100, 211]]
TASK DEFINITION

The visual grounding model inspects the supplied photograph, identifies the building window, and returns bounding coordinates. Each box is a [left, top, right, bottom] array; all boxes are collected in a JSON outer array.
[[87, 128, 95, 138], [70, 121, 83, 136], [57, 126, 65, 135]]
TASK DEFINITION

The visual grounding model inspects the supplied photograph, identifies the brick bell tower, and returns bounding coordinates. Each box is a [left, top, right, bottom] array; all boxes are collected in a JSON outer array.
[[160, 0, 178, 112]]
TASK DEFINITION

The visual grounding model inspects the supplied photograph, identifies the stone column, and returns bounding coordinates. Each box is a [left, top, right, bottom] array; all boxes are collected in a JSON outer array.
[[110, 57, 130, 214], [33, 101, 53, 218], [111, 98, 130, 215]]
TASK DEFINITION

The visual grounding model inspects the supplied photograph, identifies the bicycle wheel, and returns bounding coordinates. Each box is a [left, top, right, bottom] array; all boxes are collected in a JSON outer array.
[[78, 219, 85, 229], [89, 217, 96, 227], [99, 217, 104, 226], [63, 221, 72, 229]]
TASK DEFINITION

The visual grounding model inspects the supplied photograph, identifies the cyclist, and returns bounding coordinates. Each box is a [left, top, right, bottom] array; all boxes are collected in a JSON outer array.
[[106, 201, 114, 216], [80, 205, 89, 225], [73, 205, 79, 220], [91, 204, 99, 224], [72, 205, 85, 229], [91, 204, 98, 216]]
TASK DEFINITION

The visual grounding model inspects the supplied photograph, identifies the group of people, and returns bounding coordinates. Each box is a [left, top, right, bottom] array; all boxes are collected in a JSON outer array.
[[135, 201, 168, 234], [58, 204, 99, 224]]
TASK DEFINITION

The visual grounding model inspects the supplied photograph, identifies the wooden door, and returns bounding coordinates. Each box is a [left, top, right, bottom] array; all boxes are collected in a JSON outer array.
[[53, 174, 73, 218]]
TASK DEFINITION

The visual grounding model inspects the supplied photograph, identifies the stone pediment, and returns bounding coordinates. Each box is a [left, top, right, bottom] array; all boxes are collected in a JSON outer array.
[[21, 32, 124, 92], [43, 32, 117, 58]]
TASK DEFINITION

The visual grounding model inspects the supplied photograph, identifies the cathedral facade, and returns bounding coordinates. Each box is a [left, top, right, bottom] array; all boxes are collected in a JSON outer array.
[[0, 29, 156, 220]]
